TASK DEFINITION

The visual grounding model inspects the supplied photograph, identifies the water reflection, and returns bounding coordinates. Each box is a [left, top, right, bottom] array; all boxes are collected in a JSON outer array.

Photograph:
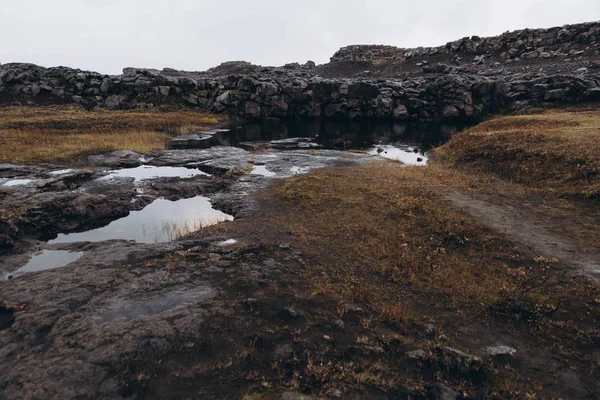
[[3, 250, 84, 280], [218, 120, 469, 151], [100, 166, 210, 182], [49, 196, 233, 244]]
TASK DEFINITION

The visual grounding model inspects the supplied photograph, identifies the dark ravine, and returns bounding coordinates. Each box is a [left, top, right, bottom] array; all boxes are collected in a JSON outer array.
[[1, 21, 600, 120]]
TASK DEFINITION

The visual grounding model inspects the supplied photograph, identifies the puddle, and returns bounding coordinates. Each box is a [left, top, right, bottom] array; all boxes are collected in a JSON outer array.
[[49, 196, 233, 244], [250, 165, 276, 177], [96, 286, 216, 322], [368, 145, 428, 165], [3, 250, 84, 280], [49, 169, 73, 175], [217, 239, 238, 246], [99, 165, 210, 182], [2, 179, 34, 187], [290, 166, 310, 174]]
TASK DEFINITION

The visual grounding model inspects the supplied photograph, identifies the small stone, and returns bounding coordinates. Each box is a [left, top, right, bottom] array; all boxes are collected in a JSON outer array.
[[427, 384, 459, 400], [341, 302, 364, 313], [484, 345, 517, 356], [242, 298, 259, 307], [407, 349, 428, 359], [333, 319, 345, 329], [284, 307, 298, 318], [274, 344, 294, 361], [281, 392, 313, 400]]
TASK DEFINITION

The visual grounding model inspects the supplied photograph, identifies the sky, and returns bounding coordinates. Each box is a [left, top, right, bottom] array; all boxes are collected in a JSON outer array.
[[1, 0, 599, 75]]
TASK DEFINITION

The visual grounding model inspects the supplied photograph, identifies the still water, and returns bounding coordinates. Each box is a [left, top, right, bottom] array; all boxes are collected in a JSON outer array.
[[49, 196, 233, 244]]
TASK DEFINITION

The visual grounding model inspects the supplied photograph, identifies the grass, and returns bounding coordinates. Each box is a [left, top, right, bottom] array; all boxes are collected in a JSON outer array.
[[433, 109, 600, 198], [279, 163, 555, 310], [158, 216, 231, 242], [0, 105, 226, 164], [270, 161, 600, 397]]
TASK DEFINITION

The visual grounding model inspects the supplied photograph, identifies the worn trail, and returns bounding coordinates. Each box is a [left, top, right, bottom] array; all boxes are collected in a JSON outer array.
[[445, 191, 600, 281]]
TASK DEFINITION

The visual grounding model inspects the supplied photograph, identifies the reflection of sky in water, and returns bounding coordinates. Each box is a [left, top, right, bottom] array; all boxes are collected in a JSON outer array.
[[368, 145, 427, 165], [49, 196, 233, 244], [99, 166, 210, 181], [49, 169, 73, 175], [3, 250, 84, 280], [250, 165, 276, 177], [2, 179, 35, 187], [290, 166, 310, 174]]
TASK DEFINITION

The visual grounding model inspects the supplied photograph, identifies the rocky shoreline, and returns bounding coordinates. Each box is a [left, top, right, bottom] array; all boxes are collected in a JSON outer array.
[[1, 21, 600, 120]]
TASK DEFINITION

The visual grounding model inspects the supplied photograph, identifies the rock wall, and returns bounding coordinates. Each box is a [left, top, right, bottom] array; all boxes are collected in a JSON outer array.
[[1, 21, 600, 121], [331, 21, 600, 62]]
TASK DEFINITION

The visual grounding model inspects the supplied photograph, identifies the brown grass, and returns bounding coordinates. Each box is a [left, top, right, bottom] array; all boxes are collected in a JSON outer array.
[[272, 161, 600, 397], [433, 109, 600, 198], [279, 162, 571, 314], [0, 105, 226, 164]]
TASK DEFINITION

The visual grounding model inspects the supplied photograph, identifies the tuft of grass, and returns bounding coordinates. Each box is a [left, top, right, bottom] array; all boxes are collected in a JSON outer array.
[[0, 105, 226, 164], [159, 217, 230, 242], [433, 110, 600, 198]]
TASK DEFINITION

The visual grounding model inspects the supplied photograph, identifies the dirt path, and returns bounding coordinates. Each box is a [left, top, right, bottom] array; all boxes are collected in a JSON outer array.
[[445, 191, 600, 282]]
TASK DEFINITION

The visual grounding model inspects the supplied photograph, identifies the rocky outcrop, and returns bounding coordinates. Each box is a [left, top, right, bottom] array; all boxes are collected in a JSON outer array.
[[1, 21, 600, 121], [331, 21, 600, 63]]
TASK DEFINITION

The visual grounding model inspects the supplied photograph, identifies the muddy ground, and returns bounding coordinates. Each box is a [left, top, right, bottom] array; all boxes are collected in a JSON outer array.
[[1, 142, 599, 399]]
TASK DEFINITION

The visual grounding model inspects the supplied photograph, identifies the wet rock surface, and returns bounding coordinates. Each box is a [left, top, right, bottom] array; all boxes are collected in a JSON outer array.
[[0, 146, 372, 262], [0, 144, 378, 398]]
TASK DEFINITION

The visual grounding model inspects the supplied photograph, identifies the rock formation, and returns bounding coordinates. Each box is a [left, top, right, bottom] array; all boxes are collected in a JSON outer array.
[[1, 21, 599, 120]]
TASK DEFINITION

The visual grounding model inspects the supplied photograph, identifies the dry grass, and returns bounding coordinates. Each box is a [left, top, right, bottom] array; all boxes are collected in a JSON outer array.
[[0, 105, 226, 164], [278, 162, 568, 315], [272, 161, 600, 397], [433, 109, 600, 198]]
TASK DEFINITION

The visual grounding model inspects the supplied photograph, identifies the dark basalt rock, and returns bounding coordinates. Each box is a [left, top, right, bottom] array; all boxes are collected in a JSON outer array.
[[1, 21, 599, 121]]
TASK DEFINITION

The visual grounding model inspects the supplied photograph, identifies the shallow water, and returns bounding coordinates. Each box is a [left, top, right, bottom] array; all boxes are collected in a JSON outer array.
[[99, 165, 210, 181], [3, 250, 84, 280], [2, 179, 34, 187], [250, 165, 277, 177], [217, 239, 238, 246], [290, 166, 310, 174], [49, 196, 233, 244], [368, 144, 427, 165], [49, 169, 73, 175]]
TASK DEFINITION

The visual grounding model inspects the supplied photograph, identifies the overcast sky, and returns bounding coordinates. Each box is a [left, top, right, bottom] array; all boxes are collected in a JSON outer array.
[[1, 0, 599, 75]]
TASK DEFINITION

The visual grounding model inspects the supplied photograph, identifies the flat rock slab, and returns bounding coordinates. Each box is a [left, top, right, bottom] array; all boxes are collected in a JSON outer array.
[[169, 133, 214, 149]]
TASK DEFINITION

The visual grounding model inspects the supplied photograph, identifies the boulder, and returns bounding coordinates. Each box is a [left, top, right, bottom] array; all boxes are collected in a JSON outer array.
[[244, 102, 261, 118], [394, 104, 409, 118], [442, 105, 460, 117], [105, 95, 126, 110]]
